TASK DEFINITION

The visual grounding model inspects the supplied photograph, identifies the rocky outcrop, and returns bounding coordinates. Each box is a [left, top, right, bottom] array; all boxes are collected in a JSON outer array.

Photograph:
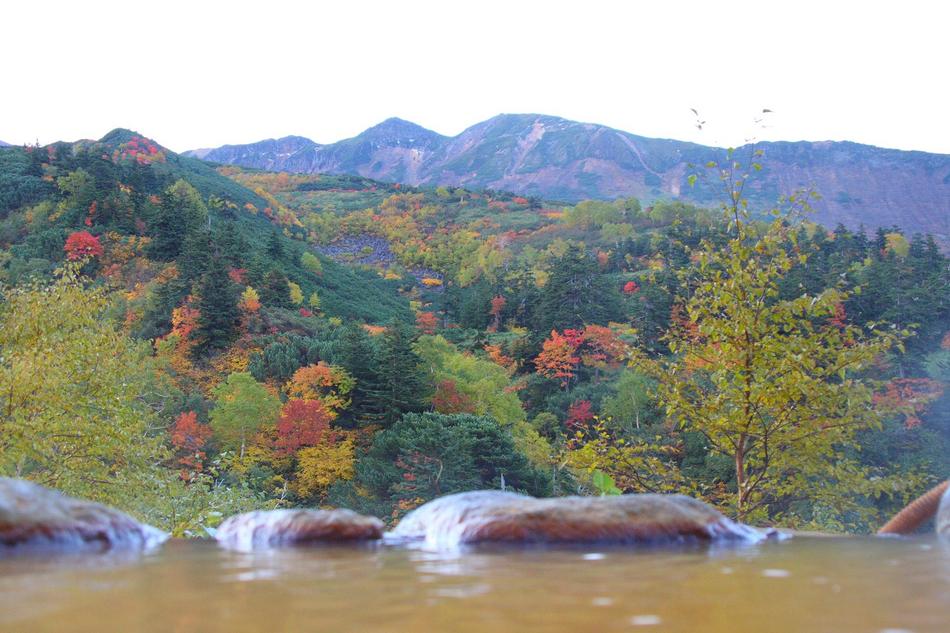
[[0, 478, 167, 552], [389, 490, 766, 549], [215, 509, 385, 551]]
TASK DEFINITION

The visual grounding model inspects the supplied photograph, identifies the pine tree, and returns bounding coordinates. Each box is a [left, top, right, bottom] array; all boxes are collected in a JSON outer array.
[[135, 274, 188, 340], [266, 229, 284, 260], [216, 223, 250, 268], [148, 193, 187, 260], [192, 254, 240, 357], [259, 269, 292, 308], [537, 243, 621, 333], [337, 324, 385, 425], [376, 319, 428, 426], [178, 230, 212, 285], [244, 253, 269, 290], [149, 180, 208, 261]]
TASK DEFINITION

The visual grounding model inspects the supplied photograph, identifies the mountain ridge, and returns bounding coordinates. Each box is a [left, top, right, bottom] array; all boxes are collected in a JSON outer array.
[[184, 114, 950, 243]]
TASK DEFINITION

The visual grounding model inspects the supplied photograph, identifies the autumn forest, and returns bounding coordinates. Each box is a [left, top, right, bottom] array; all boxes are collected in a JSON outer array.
[[1, 129, 947, 535]]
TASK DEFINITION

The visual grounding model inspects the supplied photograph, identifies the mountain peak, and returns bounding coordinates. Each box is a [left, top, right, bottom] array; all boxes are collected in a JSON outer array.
[[99, 128, 154, 146], [368, 117, 437, 133], [354, 118, 444, 146], [482, 113, 574, 127], [489, 112, 564, 123], [458, 113, 588, 139], [274, 134, 318, 145]]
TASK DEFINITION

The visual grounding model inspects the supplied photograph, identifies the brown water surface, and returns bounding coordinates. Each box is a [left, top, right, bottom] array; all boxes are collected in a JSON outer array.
[[1, 536, 947, 632]]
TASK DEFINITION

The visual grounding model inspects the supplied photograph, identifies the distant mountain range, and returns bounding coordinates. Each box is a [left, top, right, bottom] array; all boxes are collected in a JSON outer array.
[[186, 114, 950, 243], [0, 140, 10, 147]]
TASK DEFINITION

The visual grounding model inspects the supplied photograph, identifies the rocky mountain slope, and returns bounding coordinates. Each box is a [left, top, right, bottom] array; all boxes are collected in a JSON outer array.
[[187, 114, 950, 243]]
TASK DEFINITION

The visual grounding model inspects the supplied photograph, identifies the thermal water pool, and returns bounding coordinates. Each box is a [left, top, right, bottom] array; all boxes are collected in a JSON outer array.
[[0, 535, 947, 632]]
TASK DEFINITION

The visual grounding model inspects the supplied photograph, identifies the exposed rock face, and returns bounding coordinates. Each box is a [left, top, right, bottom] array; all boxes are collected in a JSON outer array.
[[187, 114, 950, 248], [938, 484, 950, 538], [215, 509, 385, 551], [389, 490, 766, 549], [0, 478, 167, 552]]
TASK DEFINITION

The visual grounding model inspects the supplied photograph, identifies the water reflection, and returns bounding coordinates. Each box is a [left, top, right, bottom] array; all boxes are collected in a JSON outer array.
[[218, 542, 388, 583], [0, 536, 947, 633], [0, 547, 160, 627]]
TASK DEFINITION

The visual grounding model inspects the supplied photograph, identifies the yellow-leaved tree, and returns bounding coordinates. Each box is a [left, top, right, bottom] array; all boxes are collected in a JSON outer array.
[[294, 437, 356, 501], [0, 265, 167, 503], [0, 264, 262, 534], [640, 150, 922, 529]]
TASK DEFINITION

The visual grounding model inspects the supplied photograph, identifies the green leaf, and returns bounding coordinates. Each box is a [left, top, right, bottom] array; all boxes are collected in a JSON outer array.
[[591, 469, 622, 496]]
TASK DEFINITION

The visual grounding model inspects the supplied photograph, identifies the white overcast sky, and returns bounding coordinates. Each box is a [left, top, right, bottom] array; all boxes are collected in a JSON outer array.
[[2, 0, 948, 154]]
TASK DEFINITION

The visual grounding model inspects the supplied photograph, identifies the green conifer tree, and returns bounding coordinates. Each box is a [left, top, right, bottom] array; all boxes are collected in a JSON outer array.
[[178, 230, 212, 286], [537, 243, 621, 333], [376, 319, 428, 426], [266, 229, 284, 260], [337, 324, 385, 425], [148, 194, 187, 260], [192, 254, 240, 357], [259, 269, 292, 308]]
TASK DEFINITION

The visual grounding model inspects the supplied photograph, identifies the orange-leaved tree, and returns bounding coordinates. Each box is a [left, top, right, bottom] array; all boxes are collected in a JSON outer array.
[[284, 362, 354, 415], [535, 329, 580, 387], [169, 411, 213, 479], [274, 399, 336, 456]]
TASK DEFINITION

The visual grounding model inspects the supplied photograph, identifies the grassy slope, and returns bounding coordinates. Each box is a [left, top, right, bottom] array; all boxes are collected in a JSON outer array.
[[0, 131, 410, 324]]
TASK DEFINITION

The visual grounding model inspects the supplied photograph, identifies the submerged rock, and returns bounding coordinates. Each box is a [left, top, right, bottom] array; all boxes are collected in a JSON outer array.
[[390, 490, 766, 549], [0, 477, 167, 553], [215, 509, 385, 551], [938, 484, 950, 538]]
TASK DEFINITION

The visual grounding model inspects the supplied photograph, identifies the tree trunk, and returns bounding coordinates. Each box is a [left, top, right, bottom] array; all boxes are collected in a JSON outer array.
[[735, 433, 746, 518]]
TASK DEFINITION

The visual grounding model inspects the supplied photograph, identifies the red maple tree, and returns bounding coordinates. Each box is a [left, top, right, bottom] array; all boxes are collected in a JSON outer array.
[[828, 302, 848, 329], [416, 311, 439, 334], [566, 400, 595, 429], [431, 379, 476, 414], [228, 268, 247, 284], [274, 399, 335, 456], [488, 295, 506, 331], [169, 411, 213, 478], [64, 231, 103, 261]]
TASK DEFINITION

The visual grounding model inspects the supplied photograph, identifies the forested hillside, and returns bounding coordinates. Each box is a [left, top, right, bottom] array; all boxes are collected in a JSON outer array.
[[1, 130, 947, 535], [187, 114, 950, 248]]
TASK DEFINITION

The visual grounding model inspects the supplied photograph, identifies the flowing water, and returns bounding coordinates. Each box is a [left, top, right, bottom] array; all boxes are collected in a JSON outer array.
[[1, 536, 947, 633]]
